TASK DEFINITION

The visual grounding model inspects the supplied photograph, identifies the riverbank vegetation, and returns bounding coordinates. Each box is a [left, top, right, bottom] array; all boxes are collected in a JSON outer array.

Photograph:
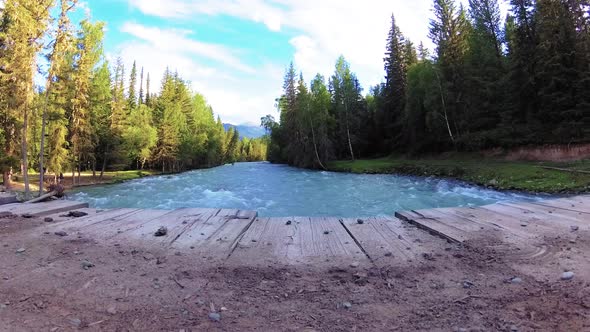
[[0, 0, 267, 197], [264, 0, 590, 176], [329, 157, 590, 193]]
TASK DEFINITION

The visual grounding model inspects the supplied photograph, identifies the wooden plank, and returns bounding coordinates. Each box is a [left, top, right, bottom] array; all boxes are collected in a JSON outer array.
[[532, 197, 590, 214], [438, 206, 539, 239], [341, 217, 422, 263], [158, 209, 222, 247], [0, 200, 89, 217], [104, 209, 188, 241], [498, 202, 590, 228], [483, 202, 590, 231], [395, 211, 467, 243], [184, 216, 257, 259], [230, 217, 366, 265], [414, 208, 496, 233]]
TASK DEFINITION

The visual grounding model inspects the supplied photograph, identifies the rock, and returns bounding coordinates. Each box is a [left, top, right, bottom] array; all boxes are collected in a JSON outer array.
[[21, 213, 34, 219], [571, 225, 579, 232], [520, 222, 528, 227], [15, 248, 26, 253], [356, 219, 364, 225], [350, 262, 360, 268], [342, 301, 352, 309], [44, 217, 54, 223], [510, 277, 523, 284], [462, 280, 474, 289], [323, 230, 330, 235], [154, 226, 168, 237], [208, 312, 221, 322], [67, 211, 88, 218], [384, 252, 393, 257], [510, 325, 519, 332], [220, 307, 228, 311], [81, 260, 95, 270], [561, 271, 575, 281], [488, 179, 499, 186], [107, 306, 117, 315], [54, 231, 68, 237], [285, 220, 292, 225], [69, 318, 82, 327]]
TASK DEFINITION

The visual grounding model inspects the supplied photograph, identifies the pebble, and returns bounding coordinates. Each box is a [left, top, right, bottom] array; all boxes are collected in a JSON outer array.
[[15, 248, 26, 253], [520, 222, 528, 227], [220, 306, 227, 311], [54, 231, 68, 237], [510, 325, 519, 332], [107, 306, 117, 315], [510, 277, 523, 284], [350, 262, 359, 268], [208, 312, 221, 322], [384, 252, 393, 257], [561, 271, 575, 281], [356, 219, 364, 225], [342, 302, 352, 309], [154, 226, 168, 237], [69, 318, 82, 327], [323, 230, 330, 235], [286, 220, 292, 225], [81, 260, 95, 270], [44, 217, 54, 223], [462, 280, 474, 289], [571, 225, 579, 232], [21, 213, 33, 219]]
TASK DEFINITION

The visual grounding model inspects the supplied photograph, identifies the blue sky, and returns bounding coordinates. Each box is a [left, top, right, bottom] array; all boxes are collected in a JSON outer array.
[[73, 0, 506, 125]]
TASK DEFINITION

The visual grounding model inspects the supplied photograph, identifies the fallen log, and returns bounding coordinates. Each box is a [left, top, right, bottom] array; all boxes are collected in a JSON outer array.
[[25, 190, 58, 204], [539, 166, 590, 174]]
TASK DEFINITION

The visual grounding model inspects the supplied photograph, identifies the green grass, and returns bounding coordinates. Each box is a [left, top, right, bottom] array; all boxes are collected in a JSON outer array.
[[328, 157, 590, 193]]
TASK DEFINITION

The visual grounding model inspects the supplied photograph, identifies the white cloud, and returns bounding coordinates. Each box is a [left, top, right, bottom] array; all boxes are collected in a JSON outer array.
[[124, 0, 508, 123]]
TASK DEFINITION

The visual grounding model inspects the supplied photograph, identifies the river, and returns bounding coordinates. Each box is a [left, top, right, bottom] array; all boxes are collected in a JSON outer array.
[[70, 162, 544, 217]]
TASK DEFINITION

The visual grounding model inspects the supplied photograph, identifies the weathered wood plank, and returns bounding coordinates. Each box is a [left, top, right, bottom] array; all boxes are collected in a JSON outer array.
[[532, 197, 590, 214], [438, 207, 538, 239], [341, 217, 421, 263], [0, 200, 89, 217], [395, 211, 467, 243], [486, 203, 590, 230]]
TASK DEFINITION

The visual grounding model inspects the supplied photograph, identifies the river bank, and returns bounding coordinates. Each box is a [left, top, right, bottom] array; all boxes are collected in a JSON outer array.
[[328, 157, 590, 194]]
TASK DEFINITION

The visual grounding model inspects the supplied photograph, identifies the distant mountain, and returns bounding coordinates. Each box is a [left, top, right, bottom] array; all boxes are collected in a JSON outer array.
[[223, 123, 266, 139]]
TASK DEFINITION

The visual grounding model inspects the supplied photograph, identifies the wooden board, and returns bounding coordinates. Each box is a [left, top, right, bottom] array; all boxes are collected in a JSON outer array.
[[0, 200, 89, 217], [230, 217, 366, 265], [485, 202, 590, 231], [532, 197, 590, 214], [340, 217, 432, 265], [395, 211, 468, 243]]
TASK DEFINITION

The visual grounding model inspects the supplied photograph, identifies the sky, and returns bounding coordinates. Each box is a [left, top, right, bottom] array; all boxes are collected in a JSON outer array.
[[73, 0, 508, 125]]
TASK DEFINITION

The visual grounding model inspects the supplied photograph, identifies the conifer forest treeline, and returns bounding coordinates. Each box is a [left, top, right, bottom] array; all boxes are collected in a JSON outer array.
[[265, 0, 590, 169], [0, 0, 267, 196]]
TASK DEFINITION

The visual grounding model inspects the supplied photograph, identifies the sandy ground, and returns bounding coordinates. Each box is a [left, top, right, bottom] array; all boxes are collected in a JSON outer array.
[[1, 214, 589, 332]]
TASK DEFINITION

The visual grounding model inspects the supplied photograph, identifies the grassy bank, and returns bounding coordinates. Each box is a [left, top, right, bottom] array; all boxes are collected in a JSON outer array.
[[328, 157, 590, 193], [8, 170, 159, 194]]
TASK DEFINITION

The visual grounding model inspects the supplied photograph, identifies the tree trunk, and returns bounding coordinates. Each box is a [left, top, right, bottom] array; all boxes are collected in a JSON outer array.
[[38, 93, 48, 196], [100, 149, 108, 180], [3, 171, 11, 189], [77, 160, 81, 185], [72, 168, 75, 187], [309, 117, 327, 170], [92, 159, 96, 179], [21, 108, 30, 199]]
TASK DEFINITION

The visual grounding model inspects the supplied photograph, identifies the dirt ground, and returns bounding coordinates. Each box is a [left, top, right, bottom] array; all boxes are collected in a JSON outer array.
[[1, 214, 589, 332]]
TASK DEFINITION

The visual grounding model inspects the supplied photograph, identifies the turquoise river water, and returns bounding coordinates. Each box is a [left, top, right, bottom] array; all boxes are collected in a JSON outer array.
[[70, 162, 545, 217]]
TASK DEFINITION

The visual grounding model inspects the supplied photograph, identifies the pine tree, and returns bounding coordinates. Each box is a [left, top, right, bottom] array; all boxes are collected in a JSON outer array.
[[89, 60, 113, 179], [128, 60, 137, 110], [138, 66, 144, 105], [1, 0, 54, 196]]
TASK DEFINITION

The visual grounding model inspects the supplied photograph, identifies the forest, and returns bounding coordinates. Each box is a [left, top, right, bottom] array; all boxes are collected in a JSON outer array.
[[0, 0, 267, 196], [265, 0, 590, 169]]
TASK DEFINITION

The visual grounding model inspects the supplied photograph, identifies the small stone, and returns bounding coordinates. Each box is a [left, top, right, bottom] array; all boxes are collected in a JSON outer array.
[[67, 211, 88, 218], [462, 280, 474, 289], [510, 277, 523, 284], [571, 225, 579, 232], [384, 252, 393, 257], [81, 260, 94, 270], [21, 213, 34, 219], [561, 271, 575, 281], [182, 221, 188, 224], [44, 217, 54, 223], [350, 262, 360, 268], [488, 179, 498, 186], [54, 231, 68, 237], [208, 312, 221, 322], [154, 226, 168, 237], [220, 306, 227, 311], [323, 230, 330, 235], [107, 306, 117, 315], [15, 248, 26, 253], [69, 318, 82, 327], [286, 220, 292, 225], [356, 219, 364, 225], [174, 252, 182, 256], [510, 325, 519, 332], [520, 222, 528, 227], [342, 302, 352, 309]]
